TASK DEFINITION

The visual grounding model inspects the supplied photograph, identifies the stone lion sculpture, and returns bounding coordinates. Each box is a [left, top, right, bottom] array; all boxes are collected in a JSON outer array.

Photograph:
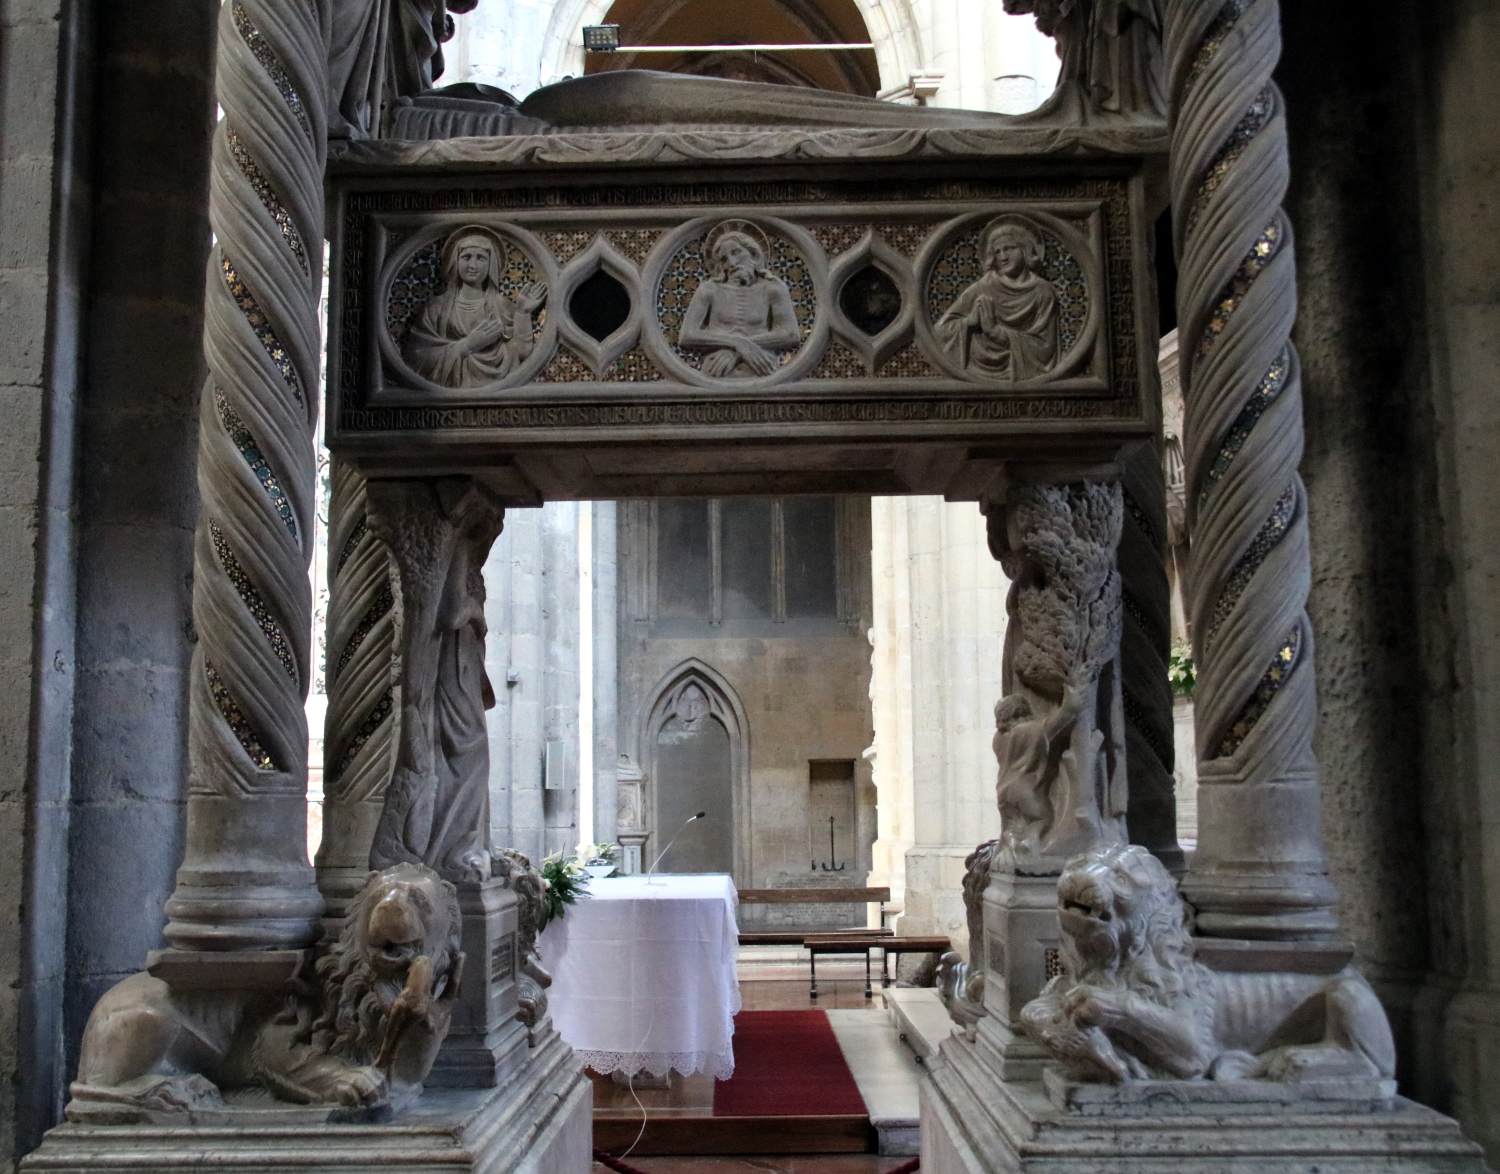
[[492, 846, 552, 1043], [1021, 843, 1395, 1084], [68, 863, 464, 1121]]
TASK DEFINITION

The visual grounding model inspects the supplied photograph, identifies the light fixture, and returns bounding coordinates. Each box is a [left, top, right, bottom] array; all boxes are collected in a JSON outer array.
[[582, 24, 621, 52]]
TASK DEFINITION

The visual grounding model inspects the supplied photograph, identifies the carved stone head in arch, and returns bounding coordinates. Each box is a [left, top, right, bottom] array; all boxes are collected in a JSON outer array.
[[675, 682, 710, 729]]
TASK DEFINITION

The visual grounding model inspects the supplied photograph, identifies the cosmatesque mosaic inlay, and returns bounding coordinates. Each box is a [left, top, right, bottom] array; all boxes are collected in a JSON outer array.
[[329, 173, 1149, 444]]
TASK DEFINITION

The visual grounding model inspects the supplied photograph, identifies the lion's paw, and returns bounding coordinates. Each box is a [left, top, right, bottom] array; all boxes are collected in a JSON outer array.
[[327, 1065, 388, 1107]]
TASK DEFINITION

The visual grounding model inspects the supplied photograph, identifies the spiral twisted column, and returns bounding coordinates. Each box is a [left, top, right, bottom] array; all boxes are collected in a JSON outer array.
[[1119, 444, 1183, 874], [1165, 0, 1338, 939], [163, 1, 328, 950], [315, 460, 398, 927]]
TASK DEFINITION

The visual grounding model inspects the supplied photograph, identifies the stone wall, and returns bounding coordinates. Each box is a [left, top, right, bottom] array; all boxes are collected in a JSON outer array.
[[1281, 2, 1500, 1161], [64, 0, 214, 1092], [1409, 1, 1500, 1160], [485, 503, 583, 865], [870, 497, 1006, 953], [0, 2, 89, 1157], [0, 6, 215, 1162]]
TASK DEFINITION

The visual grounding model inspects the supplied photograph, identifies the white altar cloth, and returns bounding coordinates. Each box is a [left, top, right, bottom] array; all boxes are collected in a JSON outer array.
[[538, 874, 741, 1080]]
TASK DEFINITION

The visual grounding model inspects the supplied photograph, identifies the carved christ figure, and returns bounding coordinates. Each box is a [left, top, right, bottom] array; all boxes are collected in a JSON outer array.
[[936, 219, 1060, 381], [678, 223, 800, 377], [405, 227, 546, 388]]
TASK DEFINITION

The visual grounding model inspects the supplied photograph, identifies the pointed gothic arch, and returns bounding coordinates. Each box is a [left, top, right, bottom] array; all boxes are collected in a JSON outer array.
[[637, 659, 752, 881], [538, 0, 922, 95]]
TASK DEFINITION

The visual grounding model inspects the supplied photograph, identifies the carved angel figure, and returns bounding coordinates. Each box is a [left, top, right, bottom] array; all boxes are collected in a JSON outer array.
[[404, 227, 546, 388], [678, 221, 800, 378], [936, 218, 1059, 381]]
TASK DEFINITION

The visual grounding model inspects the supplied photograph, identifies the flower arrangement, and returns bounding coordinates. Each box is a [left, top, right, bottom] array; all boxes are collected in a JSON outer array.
[[578, 842, 619, 878], [539, 852, 589, 929], [1168, 642, 1196, 698]]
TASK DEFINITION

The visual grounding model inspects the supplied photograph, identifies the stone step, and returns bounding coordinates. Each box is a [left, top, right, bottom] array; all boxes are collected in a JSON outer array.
[[885, 984, 956, 1062]]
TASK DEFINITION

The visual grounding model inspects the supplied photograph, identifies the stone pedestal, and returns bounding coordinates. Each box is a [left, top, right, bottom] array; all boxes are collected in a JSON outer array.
[[920, 1041, 1487, 1173], [428, 879, 530, 1089], [973, 869, 1060, 1082], [22, 1032, 591, 1173]]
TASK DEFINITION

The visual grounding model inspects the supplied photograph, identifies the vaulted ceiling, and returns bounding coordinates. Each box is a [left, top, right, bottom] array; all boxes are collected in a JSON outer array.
[[586, 0, 880, 96]]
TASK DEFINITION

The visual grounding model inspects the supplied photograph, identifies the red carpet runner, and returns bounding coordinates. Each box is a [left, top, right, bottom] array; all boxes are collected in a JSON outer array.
[[712, 1010, 868, 1117]]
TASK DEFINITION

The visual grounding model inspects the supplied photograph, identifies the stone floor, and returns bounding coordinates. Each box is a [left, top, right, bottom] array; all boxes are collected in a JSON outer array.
[[591, 1158, 914, 1172]]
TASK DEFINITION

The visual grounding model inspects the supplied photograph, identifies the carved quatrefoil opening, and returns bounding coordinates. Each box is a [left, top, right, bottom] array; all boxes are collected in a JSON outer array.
[[570, 269, 632, 342], [839, 265, 902, 337]]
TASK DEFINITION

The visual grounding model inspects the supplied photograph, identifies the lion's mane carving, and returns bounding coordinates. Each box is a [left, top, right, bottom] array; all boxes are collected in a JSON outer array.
[[68, 864, 463, 1121], [493, 847, 552, 1042], [1021, 844, 1395, 1084]]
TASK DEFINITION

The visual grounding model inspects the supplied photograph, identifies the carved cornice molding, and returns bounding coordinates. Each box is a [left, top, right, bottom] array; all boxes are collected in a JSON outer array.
[[334, 122, 1169, 175]]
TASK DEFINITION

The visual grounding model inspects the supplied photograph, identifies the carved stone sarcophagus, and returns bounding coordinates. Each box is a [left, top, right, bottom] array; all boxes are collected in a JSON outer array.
[[326, 94, 1161, 501]]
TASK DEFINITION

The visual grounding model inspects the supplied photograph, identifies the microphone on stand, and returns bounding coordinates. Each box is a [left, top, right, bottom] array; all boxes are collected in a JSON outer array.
[[645, 811, 707, 885]]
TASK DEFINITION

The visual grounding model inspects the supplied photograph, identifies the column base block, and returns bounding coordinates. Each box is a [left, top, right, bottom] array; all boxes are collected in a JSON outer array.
[[21, 1033, 591, 1173], [921, 1033, 1488, 1173], [429, 878, 531, 1089]]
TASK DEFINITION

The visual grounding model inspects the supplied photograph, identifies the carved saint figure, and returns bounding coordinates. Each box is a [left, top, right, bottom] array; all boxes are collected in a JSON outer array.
[[328, 0, 481, 139], [368, 479, 504, 885], [936, 218, 1060, 381], [404, 227, 547, 388], [678, 222, 801, 378], [1003, 0, 1165, 120]]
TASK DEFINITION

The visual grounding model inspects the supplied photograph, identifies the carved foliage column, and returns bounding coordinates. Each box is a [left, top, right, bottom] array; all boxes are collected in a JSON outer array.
[[315, 460, 398, 922], [366, 478, 506, 884], [164, 1, 327, 950], [1166, 0, 1338, 939], [963, 475, 1128, 1060], [986, 477, 1128, 871]]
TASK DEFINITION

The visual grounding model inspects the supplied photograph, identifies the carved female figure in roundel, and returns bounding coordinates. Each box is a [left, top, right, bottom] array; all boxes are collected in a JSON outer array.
[[404, 226, 548, 388], [935, 216, 1060, 381], [677, 220, 802, 378]]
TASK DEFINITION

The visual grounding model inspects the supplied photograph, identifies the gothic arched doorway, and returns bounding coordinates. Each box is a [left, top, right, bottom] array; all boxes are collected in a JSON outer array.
[[640, 660, 751, 879]]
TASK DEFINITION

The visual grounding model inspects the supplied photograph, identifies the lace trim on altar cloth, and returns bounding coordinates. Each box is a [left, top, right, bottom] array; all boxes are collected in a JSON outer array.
[[576, 1048, 736, 1082]]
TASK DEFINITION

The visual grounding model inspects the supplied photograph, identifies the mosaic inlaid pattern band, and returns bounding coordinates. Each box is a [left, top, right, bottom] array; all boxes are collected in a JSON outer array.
[[165, 0, 327, 952], [1166, 0, 1338, 938]]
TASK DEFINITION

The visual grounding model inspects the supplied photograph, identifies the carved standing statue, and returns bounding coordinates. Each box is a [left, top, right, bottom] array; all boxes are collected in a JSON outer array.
[[405, 227, 547, 388], [1021, 844, 1396, 1084], [678, 221, 801, 377], [69, 865, 463, 1120], [1004, 0, 1165, 121], [366, 479, 505, 884], [328, 0, 481, 138], [987, 481, 1127, 868], [936, 217, 1060, 380]]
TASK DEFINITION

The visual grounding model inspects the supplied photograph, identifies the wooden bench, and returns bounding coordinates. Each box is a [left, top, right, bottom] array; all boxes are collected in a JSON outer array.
[[804, 933, 951, 999], [735, 886, 893, 948]]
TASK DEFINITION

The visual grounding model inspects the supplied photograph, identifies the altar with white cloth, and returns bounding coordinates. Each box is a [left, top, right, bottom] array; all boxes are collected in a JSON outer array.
[[537, 874, 741, 1080]]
